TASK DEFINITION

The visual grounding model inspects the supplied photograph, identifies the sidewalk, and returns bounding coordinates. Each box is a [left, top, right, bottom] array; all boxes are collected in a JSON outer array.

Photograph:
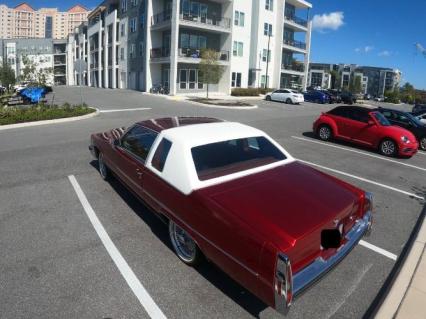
[[375, 209, 426, 319]]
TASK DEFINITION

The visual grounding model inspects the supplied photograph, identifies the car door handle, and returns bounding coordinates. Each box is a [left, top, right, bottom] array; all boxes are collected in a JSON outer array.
[[136, 169, 143, 178]]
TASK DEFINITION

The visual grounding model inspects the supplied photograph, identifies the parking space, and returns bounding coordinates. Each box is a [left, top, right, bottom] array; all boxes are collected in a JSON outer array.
[[1, 87, 424, 319]]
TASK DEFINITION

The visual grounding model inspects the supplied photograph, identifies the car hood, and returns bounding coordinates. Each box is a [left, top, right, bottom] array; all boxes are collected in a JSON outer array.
[[386, 125, 418, 140], [196, 162, 362, 270]]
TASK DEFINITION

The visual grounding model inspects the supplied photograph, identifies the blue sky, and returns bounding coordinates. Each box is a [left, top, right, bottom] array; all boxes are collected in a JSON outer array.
[[4, 0, 426, 89], [309, 0, 426, 89]]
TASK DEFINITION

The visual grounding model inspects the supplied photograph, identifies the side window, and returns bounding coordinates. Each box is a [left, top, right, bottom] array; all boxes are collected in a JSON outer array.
[[351, 110, 369, 123], [328, 107, 348, 118], [395, 113, 409, 123], [151, 138, 172, 172], [121, 126, 158, 161]]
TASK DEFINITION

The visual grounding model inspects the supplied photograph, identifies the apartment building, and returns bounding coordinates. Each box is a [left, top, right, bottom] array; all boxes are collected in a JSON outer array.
[[0, 3, 90, 40], [308, 63, 402, 97], [0, 38, 55, 85], [67, 0, 312, 95]]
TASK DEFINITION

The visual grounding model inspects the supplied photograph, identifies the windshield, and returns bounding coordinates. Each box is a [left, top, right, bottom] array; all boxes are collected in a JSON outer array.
[[405, 112, 424, 126], [372, 112, 391, 126], [191, 136, 286, 181]]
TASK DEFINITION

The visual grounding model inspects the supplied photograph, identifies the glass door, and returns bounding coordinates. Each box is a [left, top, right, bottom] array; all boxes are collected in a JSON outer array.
[[200, 4, 208, 23], [163, 69, 170, 89]]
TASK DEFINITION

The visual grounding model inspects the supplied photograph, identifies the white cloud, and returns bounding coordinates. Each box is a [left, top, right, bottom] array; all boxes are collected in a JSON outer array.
[[355, 46, 374, 53], [378, 50, 391, 57], [312, 12, 344, 32]]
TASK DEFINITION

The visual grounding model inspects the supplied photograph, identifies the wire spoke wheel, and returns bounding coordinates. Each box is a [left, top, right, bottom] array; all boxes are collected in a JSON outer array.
[[318, 126, 332, 141], [380, 140, 396, 156], [420, 137, 426, 151], [169, 221, 198, 264]]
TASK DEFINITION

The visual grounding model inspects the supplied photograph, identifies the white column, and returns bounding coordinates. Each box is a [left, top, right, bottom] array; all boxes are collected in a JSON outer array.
[[86, 34, 91, 86], [104, 23, 109, 88], [302, 20, 312, 91], [111, 14, 117, 89], [169, 0, 180, 95], [98, 24, 102, 88]]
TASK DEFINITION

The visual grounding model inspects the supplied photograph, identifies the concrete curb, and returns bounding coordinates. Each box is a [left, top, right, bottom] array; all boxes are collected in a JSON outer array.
[[185, 99, 258, 110], [374, 206, 426, 318], [0, 108, 99, 131]]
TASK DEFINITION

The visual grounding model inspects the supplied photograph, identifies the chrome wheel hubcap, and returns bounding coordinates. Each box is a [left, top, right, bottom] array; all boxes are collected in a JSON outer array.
[[319, 127, 331, 140], [170, 222, 196, 262], [381, 141, 395, 155], [420, 138, 426, 150]]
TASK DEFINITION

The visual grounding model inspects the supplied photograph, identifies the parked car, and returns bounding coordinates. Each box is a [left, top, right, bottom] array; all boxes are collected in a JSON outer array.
[[89, 117, 373, 313], [376, 108, 426, 151], [0, 85, 5, 95], [413, 112, 426, 124], [412, 104, 426, 114], [364, 94, 372, 100], [340, 92, 357, 105], [374, 96, 384, 102], [313, 106, 418, 157], [13, 82, 29, 92], [327, 90, 343, 103], [303, 90, 330, 104], [265, 89, 304, 104]]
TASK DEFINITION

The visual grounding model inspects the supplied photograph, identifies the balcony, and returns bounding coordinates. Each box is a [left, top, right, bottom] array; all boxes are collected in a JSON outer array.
[[178, 48, 229, 62], [282, 61, 305, 73], [151, 10, 172, 27], [283, 38, 306, 51], [151, 47, 171, 59], [284, 13, 308, 28], [179, 14, 231, 32]]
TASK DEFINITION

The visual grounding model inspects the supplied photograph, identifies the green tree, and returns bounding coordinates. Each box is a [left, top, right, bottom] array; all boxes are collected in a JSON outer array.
[[198, 49, 225, 99], [349, 75, 362, 94], [0, 61, 16, 90], [329, 70, 339, 89], [20, 55, 52, 86], [384, 90, 400, 104], [400, 82, 416, 104]]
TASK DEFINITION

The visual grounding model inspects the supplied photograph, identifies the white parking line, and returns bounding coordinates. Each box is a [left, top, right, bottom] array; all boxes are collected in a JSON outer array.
[[359, 240, 397, 260], [100, 107, 152, 113], [68, 175, 167, 319], [292, 136, 426, 172], [296, 159, 425, 200], [418, 151, 426, 156]]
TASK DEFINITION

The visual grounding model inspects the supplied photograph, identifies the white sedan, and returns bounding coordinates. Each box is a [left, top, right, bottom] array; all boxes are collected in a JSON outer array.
[[266, 89, 304, 104], [414, 112, 426, 124]]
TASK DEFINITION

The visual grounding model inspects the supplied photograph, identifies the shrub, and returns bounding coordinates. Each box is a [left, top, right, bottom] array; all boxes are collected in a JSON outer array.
[[0, 103, 95, 125]]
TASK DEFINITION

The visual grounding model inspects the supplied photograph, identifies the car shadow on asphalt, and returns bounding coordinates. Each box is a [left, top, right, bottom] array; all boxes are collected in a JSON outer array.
[[90, 161, 268, 318], [301, 132, 412, 160]]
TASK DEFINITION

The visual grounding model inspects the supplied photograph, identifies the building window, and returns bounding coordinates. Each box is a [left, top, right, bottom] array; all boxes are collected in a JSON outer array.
[[139, 42, 144, 57], [130, 43, 135, 58], [265, 0, 273, 11], [180, 69, 187, 89], [120, 23, 126, 37], [233, 41, 243, 57], [232, 72, 242, 87], [179, 69, 203, 90], [261, 75, 270, 88], [234, 11, 245, 27], [264, 23, 272, 36], [262, 49, 271, 62], [140, 14, 145, 28], [130, 18, 137, 33], [131, 0, 137, 6], [120, 47, 125, 60], [121, 0, 127, 13]]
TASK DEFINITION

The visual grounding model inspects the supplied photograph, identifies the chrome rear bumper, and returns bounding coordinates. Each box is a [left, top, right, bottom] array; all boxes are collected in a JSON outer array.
[[275, 210, 372, 313]]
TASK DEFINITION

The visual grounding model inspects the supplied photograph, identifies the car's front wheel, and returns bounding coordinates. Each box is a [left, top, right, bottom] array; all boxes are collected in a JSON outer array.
[[98, 152, 110, 180], [419, 137, 426, 151], [169, 220, 202, 266], [286, 98, 293, 104], [266, 95, 272, 101], [379, 139, 397, 157], [317, 125, 333, 141]]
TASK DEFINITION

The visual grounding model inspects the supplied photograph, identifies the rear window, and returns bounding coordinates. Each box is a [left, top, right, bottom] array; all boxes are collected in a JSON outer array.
[[151, 138, 172, 172], [191, 136, 286, 181]]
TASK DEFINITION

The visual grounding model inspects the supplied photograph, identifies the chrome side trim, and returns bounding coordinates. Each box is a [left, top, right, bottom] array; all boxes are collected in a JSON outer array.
[[292, 210, 372, 298]]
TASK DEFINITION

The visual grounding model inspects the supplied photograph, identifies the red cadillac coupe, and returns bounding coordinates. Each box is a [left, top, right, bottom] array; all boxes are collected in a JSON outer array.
[[89, 117, 373, 314], [313, 106, 418, 157]]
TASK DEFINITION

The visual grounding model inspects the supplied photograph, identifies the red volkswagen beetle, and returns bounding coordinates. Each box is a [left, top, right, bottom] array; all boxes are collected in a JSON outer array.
[[89, 117, 373, 314], [313, 106, 418, 157]]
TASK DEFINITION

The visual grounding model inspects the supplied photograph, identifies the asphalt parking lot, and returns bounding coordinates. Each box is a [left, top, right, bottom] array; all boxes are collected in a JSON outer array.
[[1, 86, 424, 319]]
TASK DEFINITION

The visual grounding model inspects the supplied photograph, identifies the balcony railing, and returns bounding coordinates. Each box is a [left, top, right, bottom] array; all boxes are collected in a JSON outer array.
[[283, 38, 306, 50], [178, 48, 229, 61], [150, 47, 171, 59], [284, 13, 308, 27], [179, 13, 231, 29], [151, 10, 172, 26], [282, 62, 305, 72]]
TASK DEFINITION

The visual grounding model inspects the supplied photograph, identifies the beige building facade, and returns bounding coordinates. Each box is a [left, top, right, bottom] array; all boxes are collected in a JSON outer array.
[[0, 3, 90, 40]]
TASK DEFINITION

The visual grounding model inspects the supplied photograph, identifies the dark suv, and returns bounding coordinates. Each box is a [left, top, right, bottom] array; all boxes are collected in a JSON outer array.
[[413, 104, 426, 114], [376, 108, 426, 150]]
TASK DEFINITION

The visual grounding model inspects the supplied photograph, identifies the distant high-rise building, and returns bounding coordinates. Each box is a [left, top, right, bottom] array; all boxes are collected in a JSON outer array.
[[0, 3, 90, 40]]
